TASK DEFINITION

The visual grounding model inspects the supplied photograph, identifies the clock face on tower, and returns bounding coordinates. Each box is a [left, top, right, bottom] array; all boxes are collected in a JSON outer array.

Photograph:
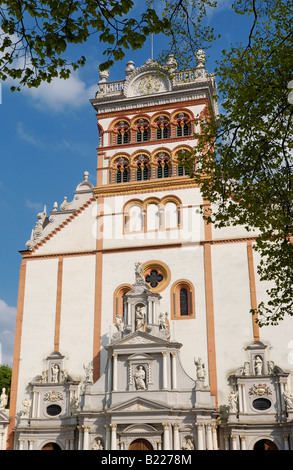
[[132, 74, 168, 96]]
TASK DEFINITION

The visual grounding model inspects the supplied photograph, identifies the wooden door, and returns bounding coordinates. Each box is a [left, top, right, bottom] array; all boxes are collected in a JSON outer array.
[[129, 439, 153, 450]]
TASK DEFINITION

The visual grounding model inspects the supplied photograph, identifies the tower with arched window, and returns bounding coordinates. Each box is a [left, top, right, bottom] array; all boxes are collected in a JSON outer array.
[[7, 54, 293, 452]]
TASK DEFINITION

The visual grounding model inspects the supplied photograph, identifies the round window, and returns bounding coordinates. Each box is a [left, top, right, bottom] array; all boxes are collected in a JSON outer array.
[[252, 398, 271, 411], [46, 404, 62, 416]]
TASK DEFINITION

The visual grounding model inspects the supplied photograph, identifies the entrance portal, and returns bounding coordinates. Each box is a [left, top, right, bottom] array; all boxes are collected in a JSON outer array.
[[129, 439, 153, 450], [253, 439, 278, 450], [41, 442, 62, 450]]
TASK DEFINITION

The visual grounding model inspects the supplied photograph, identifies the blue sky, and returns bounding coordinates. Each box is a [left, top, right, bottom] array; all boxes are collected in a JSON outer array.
[[0, 0, 252, 365]]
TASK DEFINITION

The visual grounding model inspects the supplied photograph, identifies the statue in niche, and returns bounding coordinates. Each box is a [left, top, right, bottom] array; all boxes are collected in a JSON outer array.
[[70, 391, 79, 415], [135, 262, 145, 283], [0, 388, 8, 410], [135, 365, 146, 390], [254, 355, 263, 375], [228, 390, 238, 413], [182, 437, 194, 450], [194, 357, 206, 380], [135, 305, 146, 331], [115, 315, 124, 332], [51, 363, 60, 383], [92, 439, 104, 450], [159, 312, 168, 330], [283, 390, 293, 410], [84, 363, 93, 384]]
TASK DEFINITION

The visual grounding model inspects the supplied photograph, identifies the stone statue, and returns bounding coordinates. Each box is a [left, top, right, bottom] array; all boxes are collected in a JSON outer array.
[[135, 305, 146, 331], [228, 390, 238, 413], [194, 358, 206, 380], [84, 363, 93, 384], [135, 365, 146, 390], [0, 388, 8, 410], [51, 364, 60, 383], [115, 315, 124, 332], [22, 397, 31, 417], [283, 390, 293, 410], [242, 362, 250, 376], [26, 206, 48, 250], [92, 439, 104, 450], [70, 392, 79, 415], [267, 361, 275, 375], [182, 437, 194, 450], [40, 370, 48, 384], [254, 356, 263, 375], [135, 262, 145, 283], [159, 312, 168, 330]]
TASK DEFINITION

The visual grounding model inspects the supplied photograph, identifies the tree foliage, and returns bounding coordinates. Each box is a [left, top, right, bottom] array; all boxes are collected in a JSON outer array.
[[183, 0, 293, 326], [0, 364, 12, 406], [0, 0, 216, 89]]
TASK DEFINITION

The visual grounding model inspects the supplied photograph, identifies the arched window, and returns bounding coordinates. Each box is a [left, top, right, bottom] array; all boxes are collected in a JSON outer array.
[[114, 120, 130, 145], [134, 155, 150, 181], [164, 201, 179, 228], [155, 115, 170, 140], [175, 113, 192, 137], [146, 203, 160, 231], [128, 204, 143, 232], [113, 284, 134, 322], [156, 152, 171, 178], [171, 280, 195, 320], [114, 157, 130, 183], [135, 118, 150, 142]]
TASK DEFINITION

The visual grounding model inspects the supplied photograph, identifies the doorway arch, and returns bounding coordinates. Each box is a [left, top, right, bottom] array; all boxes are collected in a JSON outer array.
[[253, 439, 278, 450], [129, 438, 153, 450], [41, 442, 62, 450]]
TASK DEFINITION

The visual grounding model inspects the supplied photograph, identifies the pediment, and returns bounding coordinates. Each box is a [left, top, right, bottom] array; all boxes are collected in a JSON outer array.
[[109, 396, 172, 413], [123, 60, 172, 98], [107, 330, 181, 349]]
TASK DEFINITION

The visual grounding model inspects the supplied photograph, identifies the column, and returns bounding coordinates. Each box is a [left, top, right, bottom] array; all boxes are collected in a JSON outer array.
[[83, 425, 90, 450], [77, 425, 83, 450], [240, 435, 246, 450], [28, 440, 34, 450], [18, 439, 25, 450], [163, 423, 171, 450], [231, 435, 237, 450], [173, 423, 180, 450], [212, 425, 218, 450], [197, 423, 204, 450], [157, 440, 162, 450], [105, 425, 110, 450], [66, 439, 70, 450], [171, 352, 177, 390], [283, 434, 290, 450], [162, 352, 168, 390], [223, 435, 230, 450], [0, 431, 4, 450], [70, 439, 75, 450], [206, 424, 213, 450], [113, 354, 118, 391], [110, 424, 117, 450], [238, 384, 243, 413]]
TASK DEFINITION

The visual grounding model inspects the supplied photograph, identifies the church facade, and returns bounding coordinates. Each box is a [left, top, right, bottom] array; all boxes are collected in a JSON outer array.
[[5, 52, 293, 451]]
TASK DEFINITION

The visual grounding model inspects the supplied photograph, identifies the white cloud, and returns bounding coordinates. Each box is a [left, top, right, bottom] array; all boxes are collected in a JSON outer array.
[[0, 299, 16, 366], [23, 74, 97, 112], [25, 199, 44, 212], [16, 121, 44, 147]]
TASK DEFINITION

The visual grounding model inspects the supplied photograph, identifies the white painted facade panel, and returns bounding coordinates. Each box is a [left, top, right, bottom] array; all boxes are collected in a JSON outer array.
[[59, 255, 96, 378], [17, 259, 58, 412]]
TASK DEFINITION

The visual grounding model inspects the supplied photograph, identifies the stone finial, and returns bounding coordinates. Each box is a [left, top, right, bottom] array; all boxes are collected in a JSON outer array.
[[60, 197, 68, 211], [98, 68, 109, 83], [84, 171, 89, 181], [195, 49, 206, 68], [166, 54, 177, 74], [53, 202, 58, 211], [125, 60, 135, 76]]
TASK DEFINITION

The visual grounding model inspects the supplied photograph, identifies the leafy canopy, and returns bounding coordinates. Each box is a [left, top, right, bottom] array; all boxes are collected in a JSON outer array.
[[182, 0, 293, 326], [0, 0, 216, 89]]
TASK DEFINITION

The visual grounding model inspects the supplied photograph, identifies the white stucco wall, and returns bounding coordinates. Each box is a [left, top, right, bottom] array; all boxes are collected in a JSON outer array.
[[17, 258, 59, 413]]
